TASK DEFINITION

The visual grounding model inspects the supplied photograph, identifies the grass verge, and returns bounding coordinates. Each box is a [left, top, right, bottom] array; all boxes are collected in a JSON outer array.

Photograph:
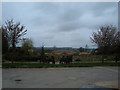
[[2, 62, 120, 68]]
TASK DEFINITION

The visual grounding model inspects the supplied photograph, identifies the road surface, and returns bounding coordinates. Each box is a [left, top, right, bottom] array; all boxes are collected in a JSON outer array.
[[2, 66, 119, 88]]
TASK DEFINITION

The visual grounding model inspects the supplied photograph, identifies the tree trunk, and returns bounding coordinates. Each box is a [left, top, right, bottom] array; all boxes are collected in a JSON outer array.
[[12, 42, 16, 48]]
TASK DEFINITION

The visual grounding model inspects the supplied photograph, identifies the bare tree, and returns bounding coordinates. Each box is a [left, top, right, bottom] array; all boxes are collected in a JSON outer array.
[[91, 25, 120, 54], [2, 19, 27, 48]]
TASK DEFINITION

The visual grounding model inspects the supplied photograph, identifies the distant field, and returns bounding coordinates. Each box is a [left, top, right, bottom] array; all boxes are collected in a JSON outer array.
[[51, 50, 77, 55]]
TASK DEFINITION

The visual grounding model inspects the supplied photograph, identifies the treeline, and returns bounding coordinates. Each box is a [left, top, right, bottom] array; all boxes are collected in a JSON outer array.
[[1, 19, 120, 63]]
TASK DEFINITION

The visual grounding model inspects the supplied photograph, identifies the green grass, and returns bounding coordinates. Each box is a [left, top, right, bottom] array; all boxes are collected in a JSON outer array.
[[2, 62, 120, 68]]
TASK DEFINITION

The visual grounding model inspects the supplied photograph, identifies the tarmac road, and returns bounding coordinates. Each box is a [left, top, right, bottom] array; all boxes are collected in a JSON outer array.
[[2, 66, 119, 88]]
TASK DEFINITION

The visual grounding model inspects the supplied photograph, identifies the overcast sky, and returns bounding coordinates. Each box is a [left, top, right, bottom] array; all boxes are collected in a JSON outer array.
[[2, 2, 118, 48]]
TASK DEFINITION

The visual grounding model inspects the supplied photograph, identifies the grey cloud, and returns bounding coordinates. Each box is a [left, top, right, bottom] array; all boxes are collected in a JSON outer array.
[[58, 21, 81, 32], [58, 8, 82, 23], [90, 2, 117, 17], [33, 2, 117, 32], [31, 2, 118, 47], [35, 2, 62, 16], [3, 2, 118, 48]]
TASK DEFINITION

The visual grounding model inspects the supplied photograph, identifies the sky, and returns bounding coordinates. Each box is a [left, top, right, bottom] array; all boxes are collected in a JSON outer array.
[[2, 2, 118, 48]]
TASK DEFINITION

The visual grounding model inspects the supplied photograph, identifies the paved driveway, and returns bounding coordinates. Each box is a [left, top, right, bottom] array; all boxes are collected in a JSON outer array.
[[2, 66, 119, 88]]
